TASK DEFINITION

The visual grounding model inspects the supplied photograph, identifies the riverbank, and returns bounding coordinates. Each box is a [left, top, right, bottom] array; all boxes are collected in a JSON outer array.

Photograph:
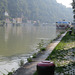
[[46, 30, 75, 75], [12, 31, 67, 75]]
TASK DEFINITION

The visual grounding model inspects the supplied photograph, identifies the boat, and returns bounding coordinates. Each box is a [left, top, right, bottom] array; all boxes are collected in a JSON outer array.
[[56, 21, 70, 29]]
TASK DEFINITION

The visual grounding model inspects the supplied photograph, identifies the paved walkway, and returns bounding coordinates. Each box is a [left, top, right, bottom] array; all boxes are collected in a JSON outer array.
[[13, 32, 67, 75]]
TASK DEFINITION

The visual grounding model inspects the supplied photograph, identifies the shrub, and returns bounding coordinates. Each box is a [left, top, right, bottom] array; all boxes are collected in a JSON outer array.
[[8, 72, 13, 75], [32, 53, 37, 58], [27, 57, 32, 62], [40, 47, 46, 51], [18, 59, 24, 67]]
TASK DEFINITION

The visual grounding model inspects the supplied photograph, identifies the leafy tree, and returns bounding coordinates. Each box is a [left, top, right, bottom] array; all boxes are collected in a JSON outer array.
[[0, 0, 7, 20], [0, 0, 73, 23]]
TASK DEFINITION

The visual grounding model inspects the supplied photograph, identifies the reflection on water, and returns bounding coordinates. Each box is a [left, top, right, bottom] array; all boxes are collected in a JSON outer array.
[[0, 23, 58, 74], [56, 29, 66, 33]]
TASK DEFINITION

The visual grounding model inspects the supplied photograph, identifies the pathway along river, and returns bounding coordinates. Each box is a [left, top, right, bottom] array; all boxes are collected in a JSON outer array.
[[0, 23, 62, 75]]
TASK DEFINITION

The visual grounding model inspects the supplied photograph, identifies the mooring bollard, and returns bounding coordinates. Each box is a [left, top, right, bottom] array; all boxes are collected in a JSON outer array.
[[37, 61, 55, 75], [69, 30, 72, 35]]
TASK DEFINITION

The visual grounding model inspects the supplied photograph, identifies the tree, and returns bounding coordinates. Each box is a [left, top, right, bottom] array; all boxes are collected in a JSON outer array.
[[0, 0, 7, 20]]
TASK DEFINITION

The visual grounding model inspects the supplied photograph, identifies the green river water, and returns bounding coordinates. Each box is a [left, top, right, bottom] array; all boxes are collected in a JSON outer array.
[[0, 23, 59, 75]]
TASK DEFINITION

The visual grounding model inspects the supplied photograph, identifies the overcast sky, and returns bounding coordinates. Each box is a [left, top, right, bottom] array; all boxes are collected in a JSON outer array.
[[56, 0, 72, 7]]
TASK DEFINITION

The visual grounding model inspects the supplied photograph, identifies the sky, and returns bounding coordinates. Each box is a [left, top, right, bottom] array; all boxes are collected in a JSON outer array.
[[56, 0, 72, 8]]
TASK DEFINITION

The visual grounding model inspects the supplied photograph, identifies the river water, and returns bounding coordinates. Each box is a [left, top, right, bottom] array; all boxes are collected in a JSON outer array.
[[0, 23, 59, 75]]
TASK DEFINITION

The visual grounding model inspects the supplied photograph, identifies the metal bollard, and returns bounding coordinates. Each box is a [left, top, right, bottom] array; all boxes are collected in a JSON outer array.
[[37, 61, 55, 75], [69, 30, 72, 35]]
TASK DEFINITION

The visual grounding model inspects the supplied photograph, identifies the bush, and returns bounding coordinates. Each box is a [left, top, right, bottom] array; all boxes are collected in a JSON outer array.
[[27, 57, 32, 62], [32, 53, 37, 58], [19, 59, 24, 67], [8, 72, 13, 75], [40, 47, 46, 51]]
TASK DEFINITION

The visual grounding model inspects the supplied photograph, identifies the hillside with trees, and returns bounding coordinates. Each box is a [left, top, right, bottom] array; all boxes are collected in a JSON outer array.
[[0, 0, 7, 20], [0, 0, 73, 23]]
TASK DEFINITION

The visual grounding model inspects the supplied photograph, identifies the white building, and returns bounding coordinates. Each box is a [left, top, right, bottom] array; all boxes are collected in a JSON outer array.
[[5, 11, 9, 16], [13, 18, 22, 24]]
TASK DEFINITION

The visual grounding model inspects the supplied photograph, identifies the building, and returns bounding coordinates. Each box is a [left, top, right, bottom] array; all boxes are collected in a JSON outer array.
[[13, 18, 22, 24], [5, 11, 9, 16]]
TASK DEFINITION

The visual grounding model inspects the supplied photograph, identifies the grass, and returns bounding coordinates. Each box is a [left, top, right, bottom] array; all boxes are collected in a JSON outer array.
[[32, 53, 37, 58], [27, 40, 46, 63], [46, 31, 75, 75], [34, 29, 75, 75], [18, 59, 24, 67], [37, 39, 45, 49], [7, 72, 13, 75], [1, 69, 14, 75]]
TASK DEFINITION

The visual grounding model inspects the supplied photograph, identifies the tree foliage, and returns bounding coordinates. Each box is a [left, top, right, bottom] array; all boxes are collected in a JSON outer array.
[[0, 0, 7, 20], [0, 0, 73, 22]]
